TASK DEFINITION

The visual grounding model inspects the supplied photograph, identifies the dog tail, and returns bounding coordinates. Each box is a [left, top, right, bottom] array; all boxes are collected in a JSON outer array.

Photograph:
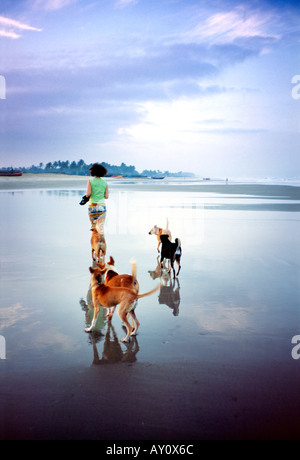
[[129, 258, 137, 279], [137, 283, 160, 299]]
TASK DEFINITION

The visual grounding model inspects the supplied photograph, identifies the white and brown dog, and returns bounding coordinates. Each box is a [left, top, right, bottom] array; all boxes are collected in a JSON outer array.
[[148, 218, 172, 252], [95, 258, 140, 325], [86, 263, 159, 342]]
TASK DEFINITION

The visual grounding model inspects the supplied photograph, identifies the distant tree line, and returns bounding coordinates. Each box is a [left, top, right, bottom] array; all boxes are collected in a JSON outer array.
[[17, 159, 194, 177]]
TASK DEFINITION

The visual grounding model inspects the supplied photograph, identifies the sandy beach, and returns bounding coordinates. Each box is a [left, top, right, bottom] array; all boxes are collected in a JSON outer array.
[[0, 173, 90, 190], [0, 172, 299, 191], [1, 360, 299, 440], [0, 174, 299, 441]]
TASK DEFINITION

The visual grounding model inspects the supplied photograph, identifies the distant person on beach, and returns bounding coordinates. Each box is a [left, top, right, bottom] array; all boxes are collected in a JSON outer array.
[[85, 163, 109, 233]]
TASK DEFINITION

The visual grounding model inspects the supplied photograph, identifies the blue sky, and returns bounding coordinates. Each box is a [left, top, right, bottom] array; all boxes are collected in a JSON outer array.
[[0, 0, 299, 178]]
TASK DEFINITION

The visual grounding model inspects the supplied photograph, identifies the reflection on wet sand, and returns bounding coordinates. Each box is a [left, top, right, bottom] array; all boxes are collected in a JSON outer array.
[[91, 323, 139, 365], [149, 257, 181, 316], [158, 277, 180, 316], [80, 292, 140, 364], [0, 303, 29, 331], [80, 227, 143, 363]]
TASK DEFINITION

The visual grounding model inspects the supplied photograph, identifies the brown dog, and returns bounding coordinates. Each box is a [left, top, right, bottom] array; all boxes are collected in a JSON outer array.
[[148, 218, 172, 252], [86, 265, 159, 342], [96, 259, 140, 327], [90, 228, 106, 262], [99, 260, 139, 292]]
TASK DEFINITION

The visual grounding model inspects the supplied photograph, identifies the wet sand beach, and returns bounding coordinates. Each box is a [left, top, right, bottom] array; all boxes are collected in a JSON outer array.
[[1, 360, 299, 440], [0, 174, 299, 440]]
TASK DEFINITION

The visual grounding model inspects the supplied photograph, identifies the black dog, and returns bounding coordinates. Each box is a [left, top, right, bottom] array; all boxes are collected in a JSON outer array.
[[160, 234, 182, 277]]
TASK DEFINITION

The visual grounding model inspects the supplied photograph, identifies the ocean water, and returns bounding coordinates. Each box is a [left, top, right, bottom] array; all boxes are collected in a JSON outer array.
[[0, 180, 299, 370]]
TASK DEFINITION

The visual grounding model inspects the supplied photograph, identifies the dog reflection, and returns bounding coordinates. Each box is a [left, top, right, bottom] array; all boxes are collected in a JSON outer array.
[[159, 276, 180, 316], [90, 323, 140, 365], [148, 256, 167, 280], [92, 323, 122, 364], [149, 259, 181, 316]]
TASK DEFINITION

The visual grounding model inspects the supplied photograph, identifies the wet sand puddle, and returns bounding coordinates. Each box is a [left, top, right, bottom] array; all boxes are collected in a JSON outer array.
[[0, 180, 299, 439], [0, 182, 299, 368]]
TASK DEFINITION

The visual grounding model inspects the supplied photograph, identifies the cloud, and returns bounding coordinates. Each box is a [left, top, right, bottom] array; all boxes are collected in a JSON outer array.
[[0, 29, 21, 39], [0, 15, 42, 32], [33, 0, 79, 10], [186, 5, 281, 44], [0, 303, 30, 330], [3, 37, 255, 98], [0, 15, 42, 39]]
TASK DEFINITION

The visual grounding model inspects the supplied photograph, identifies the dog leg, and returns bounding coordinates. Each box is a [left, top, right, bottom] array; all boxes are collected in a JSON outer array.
[[129, 314, 140, 336], [118, 302, 134, 342], [157, 235, 161, 252], [129, 302, 140, 336], [175, 253, 181, 276], [160, 253, 165, 270], [85, 305, 100, 332], [106, 306, 116, 321], [170, 259, 176, 278]]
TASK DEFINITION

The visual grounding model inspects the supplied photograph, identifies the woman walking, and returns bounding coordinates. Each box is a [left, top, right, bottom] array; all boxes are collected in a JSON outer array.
[[85, 163, 109, 233]]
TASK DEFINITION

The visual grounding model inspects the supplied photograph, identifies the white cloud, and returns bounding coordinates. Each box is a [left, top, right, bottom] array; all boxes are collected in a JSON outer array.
[[0, 15, 42, 39], [33, 0, 79, 10], [187, 5, 281, 44], [0, 15, 42, 32], [0, 28, 20, 39], [0, 303, 30, 330]]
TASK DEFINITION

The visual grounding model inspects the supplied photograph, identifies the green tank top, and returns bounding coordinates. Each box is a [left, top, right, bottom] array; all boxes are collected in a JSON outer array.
[[89, 177, 107, 204]]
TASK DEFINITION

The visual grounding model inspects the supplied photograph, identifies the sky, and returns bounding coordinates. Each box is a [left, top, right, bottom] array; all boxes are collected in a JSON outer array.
[[0, 0, 299, 178]]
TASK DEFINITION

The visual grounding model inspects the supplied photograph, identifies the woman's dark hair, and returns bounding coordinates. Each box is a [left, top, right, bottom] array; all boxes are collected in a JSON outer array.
[[89, 163, 108, 177]]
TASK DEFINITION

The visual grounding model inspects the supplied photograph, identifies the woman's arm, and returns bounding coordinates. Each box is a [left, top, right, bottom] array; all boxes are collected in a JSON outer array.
[[86, 180, 91, 198], [105, 185, 109, 199]]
